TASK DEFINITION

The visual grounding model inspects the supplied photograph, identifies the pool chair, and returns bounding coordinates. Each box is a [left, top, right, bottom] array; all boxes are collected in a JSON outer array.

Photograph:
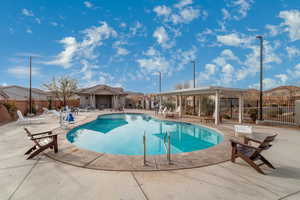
[[16, 110, 45, 125], [166, 106, 181, 118], [24, 128, 58, 159], [42, 107, 60, 117], [230, 134, 277, 174]]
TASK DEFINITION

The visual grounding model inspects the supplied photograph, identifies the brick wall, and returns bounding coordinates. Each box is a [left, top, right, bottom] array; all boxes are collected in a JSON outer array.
[[0, 99, 80, 116]]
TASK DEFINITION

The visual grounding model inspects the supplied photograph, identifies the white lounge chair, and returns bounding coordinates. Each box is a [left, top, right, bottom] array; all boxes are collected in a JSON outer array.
[[234, 125, 253, 137], [17, 110, 45, 125], [42, 107, 60, 117]]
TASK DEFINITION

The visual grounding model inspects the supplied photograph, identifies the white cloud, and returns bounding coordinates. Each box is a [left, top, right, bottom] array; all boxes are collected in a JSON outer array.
[[222, 8, 231, 20], [153, 5, 171, 16], [84, 1, 93, 8], [199, 64, 216, 81], [250, 78, 282, 90], [137, 57, 170, 74], [174, 0, 193, 9], [26, 28, 33, 34], [217, 33, 250, 47], [8, 66, 40, 77], [213, 49, 239, 66], [21, 9, 34, 17], [51, 22, 58, 27], [129, 21, 144, 36], [45, 37, 78, 68], [45, 22, 116, 68], [221, 64, 234, 85], [116, 47, 129, 55], [153, 26, 174, 48], [275, 74, 288, 83], [279, 10, 300, 41], [153, 1, 204, 25], [265, 24, 281, 37], [179, 7, 200, 23], [230, 0, 254, 20], [286, 46, 300, 59]]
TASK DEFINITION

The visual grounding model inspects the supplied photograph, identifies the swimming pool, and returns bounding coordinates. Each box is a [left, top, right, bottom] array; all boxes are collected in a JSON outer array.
[[67, 113, 224, 155]]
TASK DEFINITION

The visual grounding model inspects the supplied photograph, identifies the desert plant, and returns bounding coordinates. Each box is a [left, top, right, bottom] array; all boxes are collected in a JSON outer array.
[[2, 102, 17, 117], [43, 76, 78, 106]]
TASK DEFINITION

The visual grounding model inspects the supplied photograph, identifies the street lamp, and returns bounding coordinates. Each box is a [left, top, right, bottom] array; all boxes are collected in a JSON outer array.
[[29, 56, 33, 115], [157, 72, 162, 106], [191, 60, 196, 114], [256, 35, 263, 121]]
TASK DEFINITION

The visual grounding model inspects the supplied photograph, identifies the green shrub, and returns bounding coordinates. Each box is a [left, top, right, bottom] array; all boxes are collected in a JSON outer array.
[[2, 102, 17, 117], [222, 114, 231, 119]]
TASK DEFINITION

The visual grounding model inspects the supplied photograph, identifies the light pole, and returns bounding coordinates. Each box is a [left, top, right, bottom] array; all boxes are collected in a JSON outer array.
[[256, 35, 263, 121], [158, 72, 162, 106], [29, 56, 33, 115], [191, 60, 196, 115]]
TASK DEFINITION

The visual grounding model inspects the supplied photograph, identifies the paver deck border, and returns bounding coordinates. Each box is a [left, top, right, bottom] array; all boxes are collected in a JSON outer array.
[[45, 111, 233, 171]]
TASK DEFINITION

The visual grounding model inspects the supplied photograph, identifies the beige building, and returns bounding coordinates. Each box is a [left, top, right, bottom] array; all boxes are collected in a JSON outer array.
[[77, 85, 127, 109]]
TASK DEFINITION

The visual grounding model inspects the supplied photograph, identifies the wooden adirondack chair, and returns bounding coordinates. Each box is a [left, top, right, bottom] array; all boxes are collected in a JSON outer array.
[[230, 134, 277, 174], [24, 128, 58, 159]]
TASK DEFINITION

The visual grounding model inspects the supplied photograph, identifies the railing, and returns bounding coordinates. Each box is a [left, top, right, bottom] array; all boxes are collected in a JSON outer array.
[[143, 131, 172, 166], [143, 132, 147, 166], [163, 131, 171, 165]]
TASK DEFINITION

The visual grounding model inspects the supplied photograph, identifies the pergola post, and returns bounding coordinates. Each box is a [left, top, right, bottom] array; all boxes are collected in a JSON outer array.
[[215, 91, 220, 125], [179, 95, 183, 117], [198, 96, 202, 116], [239, 94, 244, 124]]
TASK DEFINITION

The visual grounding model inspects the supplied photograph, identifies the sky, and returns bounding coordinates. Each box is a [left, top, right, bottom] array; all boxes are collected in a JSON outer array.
[[1, 0, 300, 93]]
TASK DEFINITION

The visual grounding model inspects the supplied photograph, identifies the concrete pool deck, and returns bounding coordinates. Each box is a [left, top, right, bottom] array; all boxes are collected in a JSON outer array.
[[1, 110, 300, 200]]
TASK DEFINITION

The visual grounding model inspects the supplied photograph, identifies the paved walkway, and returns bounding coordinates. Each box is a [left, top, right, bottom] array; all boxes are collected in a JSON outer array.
[[1, 111, 300, 200]]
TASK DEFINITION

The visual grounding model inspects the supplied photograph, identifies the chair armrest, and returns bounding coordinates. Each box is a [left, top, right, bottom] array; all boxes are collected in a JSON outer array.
[[31, 131, 53, 136], [31, 134, 58, 140], [244, 136, 262, 144], [230, 139, 260, 150]]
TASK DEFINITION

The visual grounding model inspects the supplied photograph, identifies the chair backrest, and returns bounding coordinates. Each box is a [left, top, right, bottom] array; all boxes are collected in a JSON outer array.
[[17, 110, 24, 120], [24, 128, 32, 138], [162, 107, 167, 113], [234, 125, 252, 134], [258, 134, 277, 150]]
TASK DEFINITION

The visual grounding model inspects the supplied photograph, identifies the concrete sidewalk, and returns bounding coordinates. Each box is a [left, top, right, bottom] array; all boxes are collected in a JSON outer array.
[[1, 112, 300, 200]]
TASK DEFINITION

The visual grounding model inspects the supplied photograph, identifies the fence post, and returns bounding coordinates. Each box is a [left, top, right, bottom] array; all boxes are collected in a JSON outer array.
[[296, 100, 300, 126]]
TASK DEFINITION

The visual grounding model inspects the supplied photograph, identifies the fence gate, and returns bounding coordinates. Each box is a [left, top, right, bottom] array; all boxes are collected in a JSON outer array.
[[263, 98, 295, 125]]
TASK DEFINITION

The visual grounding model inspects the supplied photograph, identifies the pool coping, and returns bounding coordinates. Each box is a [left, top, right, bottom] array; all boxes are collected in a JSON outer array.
[[46, 111, 233, 172]]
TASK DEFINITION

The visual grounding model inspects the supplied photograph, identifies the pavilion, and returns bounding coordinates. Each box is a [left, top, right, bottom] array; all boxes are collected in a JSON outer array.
[[158, 86, 248, 125]]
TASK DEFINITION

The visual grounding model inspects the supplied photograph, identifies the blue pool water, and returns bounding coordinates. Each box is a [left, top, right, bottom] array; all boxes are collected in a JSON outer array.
[[66, 113, 223, 155]]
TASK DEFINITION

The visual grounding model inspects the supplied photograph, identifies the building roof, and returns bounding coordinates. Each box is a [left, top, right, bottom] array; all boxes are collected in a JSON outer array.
[[78, 84, 127, 95], [0, 89, 9, 99], [0, 85, 48, 95], [158, 86, 247, 96]]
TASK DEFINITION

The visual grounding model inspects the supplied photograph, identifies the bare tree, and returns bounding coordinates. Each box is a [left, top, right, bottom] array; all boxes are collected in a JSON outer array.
[[43, 76, 78, 106]]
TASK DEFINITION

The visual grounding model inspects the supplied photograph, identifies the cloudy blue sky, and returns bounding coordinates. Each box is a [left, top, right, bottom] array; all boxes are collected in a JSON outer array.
[[1, 0, 300, 93]]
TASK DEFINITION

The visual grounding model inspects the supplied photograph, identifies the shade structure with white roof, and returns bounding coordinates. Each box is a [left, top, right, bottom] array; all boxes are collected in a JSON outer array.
[[157, 86, 248, 125]]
